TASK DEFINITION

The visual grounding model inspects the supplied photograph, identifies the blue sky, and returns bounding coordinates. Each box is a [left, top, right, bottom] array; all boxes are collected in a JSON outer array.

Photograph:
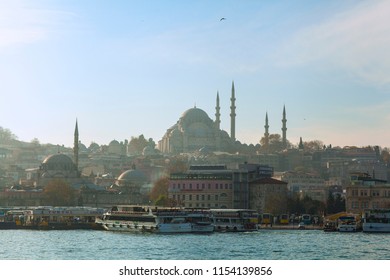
[[1, 0, 390, 148]]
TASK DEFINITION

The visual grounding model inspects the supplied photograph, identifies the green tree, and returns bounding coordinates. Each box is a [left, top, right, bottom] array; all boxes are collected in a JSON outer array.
[[381, 148, 390, 165], [128, 135, 150, 155], [303, 140, 324, 151], [43, 179, 77, 206], [0, 126, 18, 144], [149, 177, 169, 203], [259, 134, 291, 153]]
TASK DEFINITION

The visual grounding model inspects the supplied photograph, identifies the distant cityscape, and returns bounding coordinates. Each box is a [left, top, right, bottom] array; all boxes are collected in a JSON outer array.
[[1, 84, 390, 217]]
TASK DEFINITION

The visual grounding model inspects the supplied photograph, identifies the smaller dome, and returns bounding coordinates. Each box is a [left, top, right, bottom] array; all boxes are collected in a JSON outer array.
[[109, 140, 120, 146], [117, 169, 147, 183], [142, 146, 156, 156], [42, 154, 75, 167]]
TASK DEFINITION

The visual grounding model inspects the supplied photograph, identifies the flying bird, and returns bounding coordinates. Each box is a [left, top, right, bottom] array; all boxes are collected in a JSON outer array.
[[220, 17, 226, 21]]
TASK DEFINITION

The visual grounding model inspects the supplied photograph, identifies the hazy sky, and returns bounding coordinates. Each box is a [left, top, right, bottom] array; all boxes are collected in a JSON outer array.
[[1, 0, 390, 148]]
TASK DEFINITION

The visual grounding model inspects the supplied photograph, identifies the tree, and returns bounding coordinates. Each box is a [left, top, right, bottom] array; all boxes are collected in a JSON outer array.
[[31, 138, 40, 146], [167, 157, 188, 173], [0, 126, 18, 144], [43, 179, 77, 206], [149, 177, 169, 203], [264, 192, 288, 215], [259, 134, 291, 153], [381, 148, 390, 165], [128, 135, 150, 155], [303, 140, 324, 151]]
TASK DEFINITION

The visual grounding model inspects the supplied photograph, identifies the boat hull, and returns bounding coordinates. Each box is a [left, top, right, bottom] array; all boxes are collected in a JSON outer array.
[[96, 219, 158, 233], [363, 223, 390, 233]]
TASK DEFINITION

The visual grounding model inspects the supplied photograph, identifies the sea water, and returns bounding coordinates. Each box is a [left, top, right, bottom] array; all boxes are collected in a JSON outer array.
[[1, 229, 390, 260]]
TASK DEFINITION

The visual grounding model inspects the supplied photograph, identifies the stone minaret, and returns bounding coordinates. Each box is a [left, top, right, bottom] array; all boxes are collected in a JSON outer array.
[[282, 105, 287, 149], [299, 137, 304, 150], [264, 112, 270, 147], [215, 91, 221, 130], [74, 119, 79, 171], [230, 81, 236, 141]]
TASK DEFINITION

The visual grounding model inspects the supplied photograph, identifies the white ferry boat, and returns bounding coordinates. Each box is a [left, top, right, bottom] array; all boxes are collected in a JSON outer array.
[[96, 206, 215, 233], [337, 215, 358, 232], [211, 209, 259, 232], [362, 209, 390, 233], [154, 208, 214, 233], [96, 205, 158, 232]]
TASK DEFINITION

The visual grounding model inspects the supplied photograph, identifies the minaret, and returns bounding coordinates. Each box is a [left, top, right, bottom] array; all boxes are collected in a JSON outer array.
[[215, 91, 221, 130], [230, 81, 236, 141], [282, 105, 287, 149], [299, 137, 304, 150], [74, 119, 79, 171], [264, 112, 269, 147]]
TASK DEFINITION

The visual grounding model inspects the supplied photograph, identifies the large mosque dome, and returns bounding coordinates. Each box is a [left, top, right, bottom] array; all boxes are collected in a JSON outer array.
[[158, 105, 233, 154], [180, 107, 213, 127], [42, 154, 75, 171], [40, 154, 79, 178]]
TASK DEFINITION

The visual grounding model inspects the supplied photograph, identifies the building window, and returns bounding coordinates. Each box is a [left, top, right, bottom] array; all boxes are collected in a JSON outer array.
[[351, 201, 359, 209], [215, 194, 218, 201], [372, 190, 380, 197], [189, 195, 192, 200], [189, 184, 192, 189], [225, 184, 228, 189], [208, 184, 211, 189], [352, 189, 358, 197], [215, 183, 218, 189], [196, 195, 199, 201], [201, 195, 205, 200]]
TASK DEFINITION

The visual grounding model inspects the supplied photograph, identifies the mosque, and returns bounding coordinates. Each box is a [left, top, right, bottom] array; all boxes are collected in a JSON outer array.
[[157, 82, 288, 154]]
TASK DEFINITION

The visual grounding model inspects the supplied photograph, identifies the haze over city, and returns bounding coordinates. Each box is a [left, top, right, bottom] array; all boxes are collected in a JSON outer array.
[[1, 0, 390, 148]]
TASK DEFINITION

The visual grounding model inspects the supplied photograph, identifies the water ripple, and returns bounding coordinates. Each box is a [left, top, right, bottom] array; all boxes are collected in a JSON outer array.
[[2, 230, 390, 260]]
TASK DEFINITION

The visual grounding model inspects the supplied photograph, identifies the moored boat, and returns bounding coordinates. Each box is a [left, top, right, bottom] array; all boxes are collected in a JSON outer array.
[[96, 205, 215, 233], [0, 206, 106, 230], [362, 209, 390, 233], [211, 209, 259, 232], [154, 208, 214, 233], [337, 215, 359, 232], [323, 221, 337, 232], [95, 205, 158, 232]]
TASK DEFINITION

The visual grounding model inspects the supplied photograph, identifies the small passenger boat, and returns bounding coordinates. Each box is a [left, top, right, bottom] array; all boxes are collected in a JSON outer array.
[[154, 208, 214, 233], [323, 221, 337, 232], [211, 209, 258, 232], [362, 209, 390, 233], [95, 205, 158, 232], [337, 215, 359, 232], [96, 205, 215, 233], [1, 207, 105, 230]]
